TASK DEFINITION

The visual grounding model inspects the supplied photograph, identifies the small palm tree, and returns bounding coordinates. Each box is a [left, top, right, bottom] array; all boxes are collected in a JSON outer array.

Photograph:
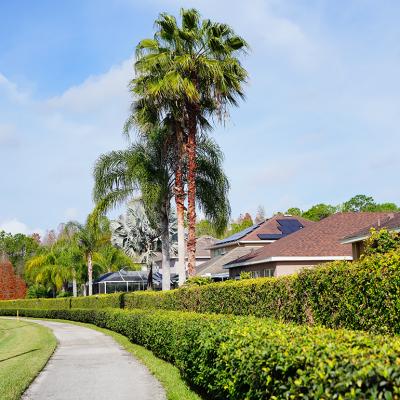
[[65, 217, 110, 296], [92, 243, 139, 274], [25, 244, 73, 297], [111, 199, 164, 289]]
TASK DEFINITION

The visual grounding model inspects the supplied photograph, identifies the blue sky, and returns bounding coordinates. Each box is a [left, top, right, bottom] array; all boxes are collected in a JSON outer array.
[[1, 0, 400, 235]]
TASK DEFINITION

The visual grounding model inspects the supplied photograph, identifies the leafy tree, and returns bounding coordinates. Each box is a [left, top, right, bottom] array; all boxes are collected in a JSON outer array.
[[132, 8, 248, 276], [302, 203, 337, 221], [370, 202, 399, 212], [286, 207, 302, 216], [343, 195, 376, 212], [363, 228, 400, 256], [0, 231, 40, 275]]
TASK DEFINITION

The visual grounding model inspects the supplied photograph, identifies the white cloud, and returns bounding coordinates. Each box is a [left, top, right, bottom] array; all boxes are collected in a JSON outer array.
[[0, 218, 43, 236], [44, 59, 133, 114]]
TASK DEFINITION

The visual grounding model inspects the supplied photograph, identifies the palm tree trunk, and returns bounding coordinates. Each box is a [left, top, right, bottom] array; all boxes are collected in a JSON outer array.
[[160, 202, 171, 291], [175, 126, 186, 286], [88, 252, 93, 296], [72, 271, 77, 297], [187, 107, 197, 276]]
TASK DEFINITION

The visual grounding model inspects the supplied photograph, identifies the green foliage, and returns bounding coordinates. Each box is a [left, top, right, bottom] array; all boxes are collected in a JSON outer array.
[[26, 284, 51, 298], [123, 249, 400, 335], [70, 293, 123, 309], [287, 194, 399, 222], [285, 207, 302, 216], [239, 271, 252, 279], [183, 276, 212, 287], [363, 228, 400, 256], [302, 203, 337, 221], [0, 231, 40, 274], [2, 307, 400, 399]]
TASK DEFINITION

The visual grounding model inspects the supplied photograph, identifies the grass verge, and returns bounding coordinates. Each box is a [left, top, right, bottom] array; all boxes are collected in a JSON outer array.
[[24, 317, 201, 400], [0, 318, 56, 400]]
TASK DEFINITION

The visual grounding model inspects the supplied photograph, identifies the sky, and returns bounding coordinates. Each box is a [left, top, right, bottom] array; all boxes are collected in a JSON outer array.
[[1, 0, 400, 236]]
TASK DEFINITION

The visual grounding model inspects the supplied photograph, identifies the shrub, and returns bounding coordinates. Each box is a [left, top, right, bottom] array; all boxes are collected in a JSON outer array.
[[70, 293, 123, 309], [1, 307, 400, 399], [0, 297, 71, 310], [183, 276, 212, 286], [124, 250, 400, 334]]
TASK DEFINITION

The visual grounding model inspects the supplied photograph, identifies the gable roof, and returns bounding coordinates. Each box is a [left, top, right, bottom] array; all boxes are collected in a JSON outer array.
[[212, 215, 313, 248], [196, 246, 261, 276], [224, 212, 395, 268], [341, 213, 400, 244]]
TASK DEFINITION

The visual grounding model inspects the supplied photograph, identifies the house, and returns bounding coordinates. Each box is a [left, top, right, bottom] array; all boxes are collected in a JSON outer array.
[[196, 214, 313, 279], [224, 212, 397, 278], [154, 235, 217, 274], [341, 213, 400, 259]]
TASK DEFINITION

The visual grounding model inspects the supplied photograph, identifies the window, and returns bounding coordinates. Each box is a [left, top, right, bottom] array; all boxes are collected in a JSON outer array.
[[263, 268, 274, 278]]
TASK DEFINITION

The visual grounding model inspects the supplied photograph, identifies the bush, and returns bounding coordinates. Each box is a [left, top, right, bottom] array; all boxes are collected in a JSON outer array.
[[124, 250, 400, 334], [0, 297, 71, 310], [1, 307, 400, 399], [70, 293, 123, 309]]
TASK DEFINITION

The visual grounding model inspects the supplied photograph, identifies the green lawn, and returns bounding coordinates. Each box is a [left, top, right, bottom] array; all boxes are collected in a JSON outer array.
[[0, 318, 56, 400]]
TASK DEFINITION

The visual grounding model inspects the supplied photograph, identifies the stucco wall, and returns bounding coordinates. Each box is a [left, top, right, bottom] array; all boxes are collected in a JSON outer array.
[[228, 260, 331, 278]]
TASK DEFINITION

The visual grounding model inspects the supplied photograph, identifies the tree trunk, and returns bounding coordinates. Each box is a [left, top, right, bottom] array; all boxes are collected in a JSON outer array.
[[147, 262, 153, 290], [187, 107, 197, 276], [72, 271, 77, 297], [88, 252, 93, 296], [175, 126, 186, 286], [160, 202, 171, 291]]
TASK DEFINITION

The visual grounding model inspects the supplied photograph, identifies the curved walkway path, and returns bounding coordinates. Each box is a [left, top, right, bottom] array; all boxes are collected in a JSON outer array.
[[21, 319, 166, 400]]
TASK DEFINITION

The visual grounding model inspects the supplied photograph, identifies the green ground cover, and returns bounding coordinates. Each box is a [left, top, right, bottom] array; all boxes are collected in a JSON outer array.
[[0, 318, 56, 400]]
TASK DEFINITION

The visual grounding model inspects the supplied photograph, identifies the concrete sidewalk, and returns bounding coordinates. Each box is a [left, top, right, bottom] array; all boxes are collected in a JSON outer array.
[[21, 319, 166, 400]]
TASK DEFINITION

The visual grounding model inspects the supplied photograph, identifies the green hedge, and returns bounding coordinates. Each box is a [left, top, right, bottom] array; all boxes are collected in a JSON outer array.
[[0, 297, 71, 310], [70, 293, 123, 309], [0, 294, 122, 310], [124, 251, 400, 335], [1, 307, 400, 399]]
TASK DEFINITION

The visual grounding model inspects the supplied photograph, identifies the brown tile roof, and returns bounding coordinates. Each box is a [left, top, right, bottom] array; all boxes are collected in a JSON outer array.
[[154, 235, 217, 262], [212, 214, 314, 248], [225, 212, 396, 267], [342, 213, 400, 242], [196, 246, 260, 276]]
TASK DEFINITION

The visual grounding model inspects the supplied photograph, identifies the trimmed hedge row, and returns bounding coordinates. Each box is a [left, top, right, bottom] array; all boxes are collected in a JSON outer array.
[[0, 297, 71, 310], [2, 307, 400, 399], [125, 251, 400, 335], [0, 294, 122, 310]]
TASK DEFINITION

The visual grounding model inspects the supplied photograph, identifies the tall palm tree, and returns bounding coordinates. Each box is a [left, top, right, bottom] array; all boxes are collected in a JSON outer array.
[[131, 8, 248, 275]]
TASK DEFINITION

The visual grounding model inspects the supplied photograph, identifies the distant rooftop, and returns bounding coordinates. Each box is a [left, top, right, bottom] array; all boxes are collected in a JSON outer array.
[[212, 215, 313, 248]]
